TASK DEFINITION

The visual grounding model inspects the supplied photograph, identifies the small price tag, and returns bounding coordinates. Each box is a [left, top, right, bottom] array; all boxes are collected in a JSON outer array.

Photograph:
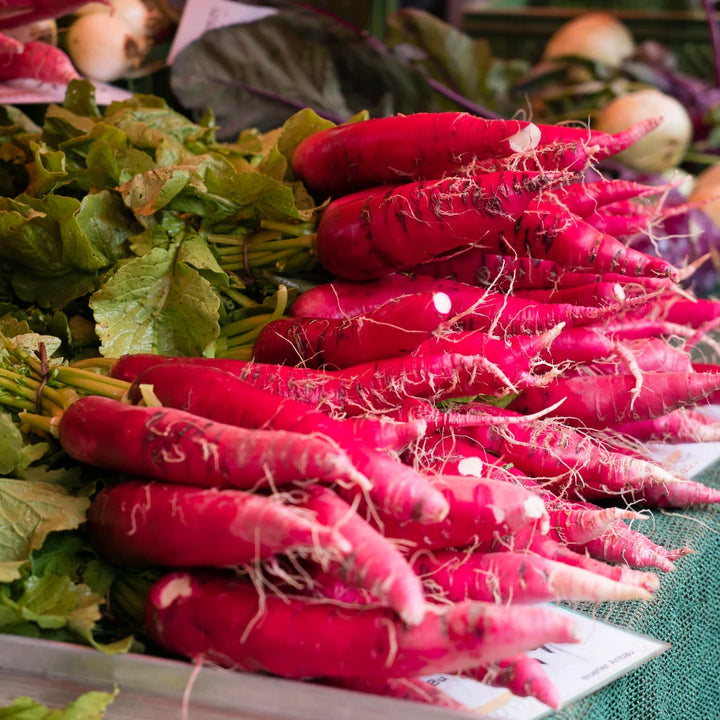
[[421, 605, 669, 720]]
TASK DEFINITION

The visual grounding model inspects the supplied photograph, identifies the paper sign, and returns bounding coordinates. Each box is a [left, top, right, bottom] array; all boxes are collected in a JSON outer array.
[[421, 605, 669, 720], [0, 78, 132, 106], [646, 404, 720, 478], [167, 0, 276, 65]]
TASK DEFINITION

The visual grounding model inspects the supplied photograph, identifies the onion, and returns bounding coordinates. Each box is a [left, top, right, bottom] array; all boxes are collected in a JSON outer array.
[[594, 88, 693, 174], [542, 12, 636, 68], [689, 164, 720, 226], [66, 12, 150, 82], [75, 0, 157, 38]]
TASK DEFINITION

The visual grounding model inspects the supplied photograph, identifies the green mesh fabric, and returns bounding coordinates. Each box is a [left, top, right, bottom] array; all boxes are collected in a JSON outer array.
[[549, 461, 720, 720]]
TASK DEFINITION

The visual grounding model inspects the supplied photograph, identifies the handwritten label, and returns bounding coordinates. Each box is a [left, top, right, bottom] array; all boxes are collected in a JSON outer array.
[[421, 606, 668, 720]]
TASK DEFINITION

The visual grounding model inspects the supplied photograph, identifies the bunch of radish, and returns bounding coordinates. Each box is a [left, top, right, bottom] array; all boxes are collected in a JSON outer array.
[[12, 110, 720, 711]]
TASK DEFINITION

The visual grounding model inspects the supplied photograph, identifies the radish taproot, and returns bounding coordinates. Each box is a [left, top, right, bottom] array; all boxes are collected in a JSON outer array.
[[146, 570, 581, 678], [292, 112, 656, 198], [411, 549, 653, 604], [111, 351, 525, 416], [87, 480, 352, 568], [253, 291, 453, 368], [299, 485, 426, 626], [33, 395, 370, 491]]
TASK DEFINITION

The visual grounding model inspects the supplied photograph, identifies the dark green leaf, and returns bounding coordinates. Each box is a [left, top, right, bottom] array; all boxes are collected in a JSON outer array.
[[170, 8, 433, 139]]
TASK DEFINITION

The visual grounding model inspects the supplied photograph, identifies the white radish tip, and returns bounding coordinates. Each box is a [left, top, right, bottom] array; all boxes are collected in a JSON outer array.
[[508, 123, 542, 153], [432, 291, 453, 315], [457, 456, 485, 477], [157, 574, 194, 609]]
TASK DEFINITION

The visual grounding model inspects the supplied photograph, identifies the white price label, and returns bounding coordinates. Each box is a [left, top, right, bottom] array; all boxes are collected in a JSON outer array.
[[421, 605, 669, 720]]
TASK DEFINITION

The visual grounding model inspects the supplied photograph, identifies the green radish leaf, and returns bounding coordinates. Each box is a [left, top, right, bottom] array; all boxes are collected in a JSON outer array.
[[0, 687, 118, 719], [0, 479, 90, 583], [89, 245, 221, 357]]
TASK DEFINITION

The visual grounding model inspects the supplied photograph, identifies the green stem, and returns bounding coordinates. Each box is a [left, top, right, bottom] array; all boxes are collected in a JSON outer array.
[[260, 219, 316, 235], [18, 410, 60, 438]]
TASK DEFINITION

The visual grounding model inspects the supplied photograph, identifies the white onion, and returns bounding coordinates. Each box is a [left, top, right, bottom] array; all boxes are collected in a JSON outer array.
[[66, 13, 150, 82], [75, 0, 155, 38], [542, 12, 636, 68], [594, 89, 693, 174]]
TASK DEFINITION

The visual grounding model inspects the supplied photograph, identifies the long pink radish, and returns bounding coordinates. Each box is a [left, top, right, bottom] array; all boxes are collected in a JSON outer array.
[[315, 171, 566, 280], [411, 549, 653, 603], [412, 249, 674, 294], [299, 485, 426, 626], [292, 112, 657, 197], [291, 274, 629, 335], [128, 360, 425, 451], [467, 654, 561, 709], [127, 361, 447, 524], [572, 521, 690, 573], [513, 201, 677, 279], [509, 371, 720, 429], [612, 408, 720, 443], [87, 481, 351, 567], [460, 405, 720, 507], [414, 432, 645, 545], [0, 38, 80, 83], [508, 530, 661, 593], [111, 352, 524, 416], [45, 395, 369, 491], [252, 290, 452, 368], [146, 570, 581, 678], [373, 473, 549, 551]]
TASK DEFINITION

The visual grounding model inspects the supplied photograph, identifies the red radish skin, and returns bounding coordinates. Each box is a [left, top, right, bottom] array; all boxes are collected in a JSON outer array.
[[467, 654, 562, 709], [291, 275, 629, 335], [505, 530, 661, 593], [56, 395, 369, 491], [299, 486, 426, 626], [315, 171, 566, 281], [628, 295, 720, 328], [252, 291, 453, 368], [513, 282, 628, 307], [509, 371, 720, 429], [409, 431, 647, 547], [612, 408, 720, 443], [127, 360, 447, 524], [146, 571, 581, 679], [371, 473, 550, 551], [513, 201, 677, 279], [314, 174, 677, 281], [111, 352, 525, 416], [0, 1, 109, 29], [411, 549, 653, 604], [291, 112, 657, 197], [413, 249, 675, 294], [572, 523, 690, 573], [459, 405, 720, 507], [128, 360, 425, 452], [87, 481, 352, 568], [0, 39, 81, 83]]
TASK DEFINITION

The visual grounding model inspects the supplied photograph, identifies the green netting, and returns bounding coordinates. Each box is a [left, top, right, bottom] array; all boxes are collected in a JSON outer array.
[[549, 460, 720, 720]]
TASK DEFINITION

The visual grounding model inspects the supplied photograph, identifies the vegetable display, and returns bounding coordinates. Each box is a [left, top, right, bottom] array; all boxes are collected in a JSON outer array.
[[3, 84, 720, 716]]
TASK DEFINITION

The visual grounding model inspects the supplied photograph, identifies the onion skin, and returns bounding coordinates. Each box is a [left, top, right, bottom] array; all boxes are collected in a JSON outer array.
[[594, 89, 693, 174]]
